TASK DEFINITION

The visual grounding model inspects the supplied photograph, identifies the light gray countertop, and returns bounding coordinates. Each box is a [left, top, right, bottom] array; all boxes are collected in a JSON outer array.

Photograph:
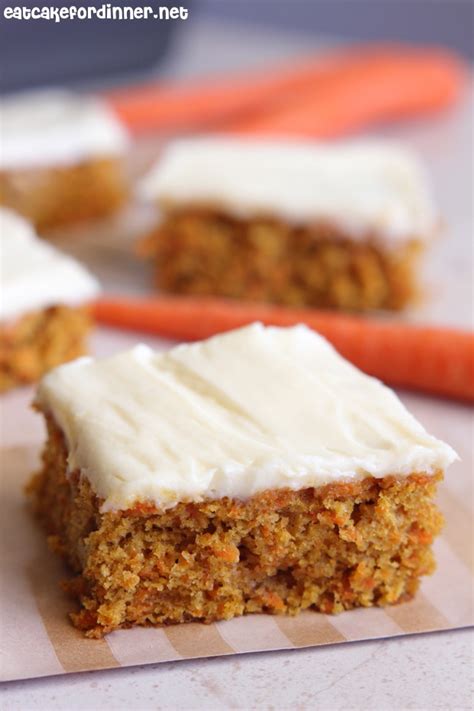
[[2, 629, 472, 710]]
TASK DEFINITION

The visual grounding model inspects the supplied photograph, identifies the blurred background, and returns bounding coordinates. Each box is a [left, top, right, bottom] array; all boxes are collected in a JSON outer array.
[[0, 0, 472, 327], [1, 0, 472, 92]]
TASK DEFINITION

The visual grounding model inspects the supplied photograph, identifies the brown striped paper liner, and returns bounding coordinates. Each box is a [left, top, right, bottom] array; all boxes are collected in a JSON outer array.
[[0, 445, 472, 682]]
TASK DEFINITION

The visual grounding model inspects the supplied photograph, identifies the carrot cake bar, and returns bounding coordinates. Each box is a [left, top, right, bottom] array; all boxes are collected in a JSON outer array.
[[139, 138, 437, 311], [0, 90, 129, 231], [0, 208, 99, 391], [29, 323, 456, 637]]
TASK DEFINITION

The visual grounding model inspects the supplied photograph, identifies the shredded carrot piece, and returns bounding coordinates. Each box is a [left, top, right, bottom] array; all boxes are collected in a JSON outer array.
[[214, 544, 240, 563]]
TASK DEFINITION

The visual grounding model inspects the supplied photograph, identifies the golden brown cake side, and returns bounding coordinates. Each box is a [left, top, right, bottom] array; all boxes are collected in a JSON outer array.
[[28, 415, 444, 638], [0, 306, 92, 392], [0, 157, 127, 232], [140, 209, 423, 311]]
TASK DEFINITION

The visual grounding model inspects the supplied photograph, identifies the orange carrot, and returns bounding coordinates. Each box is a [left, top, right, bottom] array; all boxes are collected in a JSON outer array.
[[106, 46, 465, 136], [106, 53, 337, 135], [93, 296, 474, 403], [106, 48, 371, 135], [229, 48, 466, 137]]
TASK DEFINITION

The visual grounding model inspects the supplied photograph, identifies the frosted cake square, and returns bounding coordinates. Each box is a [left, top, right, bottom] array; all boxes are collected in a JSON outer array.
[[29, 324, 456, 636], [0, 90, 129, 231], [0, 208, 99, 391], [139, 138, 437, 311]]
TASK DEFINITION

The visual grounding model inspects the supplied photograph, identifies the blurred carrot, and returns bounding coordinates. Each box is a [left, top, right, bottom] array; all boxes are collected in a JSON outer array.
[[106, 55, 336, 135], [106, 45, 465, 137], [230, 48, 465, 136], [93, 296, 474, 402]]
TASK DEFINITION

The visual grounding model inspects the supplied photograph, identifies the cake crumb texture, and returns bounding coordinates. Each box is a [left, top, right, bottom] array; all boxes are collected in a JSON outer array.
[[29, 417, 444, 637], [0, 158, 127, 231], [141, 210, 422, 311], [0, 306, 92, 392]]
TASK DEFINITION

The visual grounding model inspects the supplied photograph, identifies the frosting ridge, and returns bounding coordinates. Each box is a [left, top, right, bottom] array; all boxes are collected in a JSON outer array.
[[0, 208, 100, 320], [36, 324, 457, 511], [139, 138, 437, 243], [0, 90, 129, 170]]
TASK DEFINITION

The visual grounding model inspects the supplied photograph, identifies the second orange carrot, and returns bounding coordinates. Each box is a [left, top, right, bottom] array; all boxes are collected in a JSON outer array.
[[93, 296, 474, 403]]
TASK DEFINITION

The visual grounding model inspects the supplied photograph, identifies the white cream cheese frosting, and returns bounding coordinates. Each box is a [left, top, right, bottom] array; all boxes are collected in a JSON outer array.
[[139, 138, 437, 243], [0, 208, 100, 321], [36, 323, 456, 512], [0, 89, 129, 170]]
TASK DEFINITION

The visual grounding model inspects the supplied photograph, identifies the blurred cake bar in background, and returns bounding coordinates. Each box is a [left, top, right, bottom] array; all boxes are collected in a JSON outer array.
[[29, 323, 455, 636], [0, 90, 129, 231], [139, 139, 437, 311], [0, 208, 99, 391]]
